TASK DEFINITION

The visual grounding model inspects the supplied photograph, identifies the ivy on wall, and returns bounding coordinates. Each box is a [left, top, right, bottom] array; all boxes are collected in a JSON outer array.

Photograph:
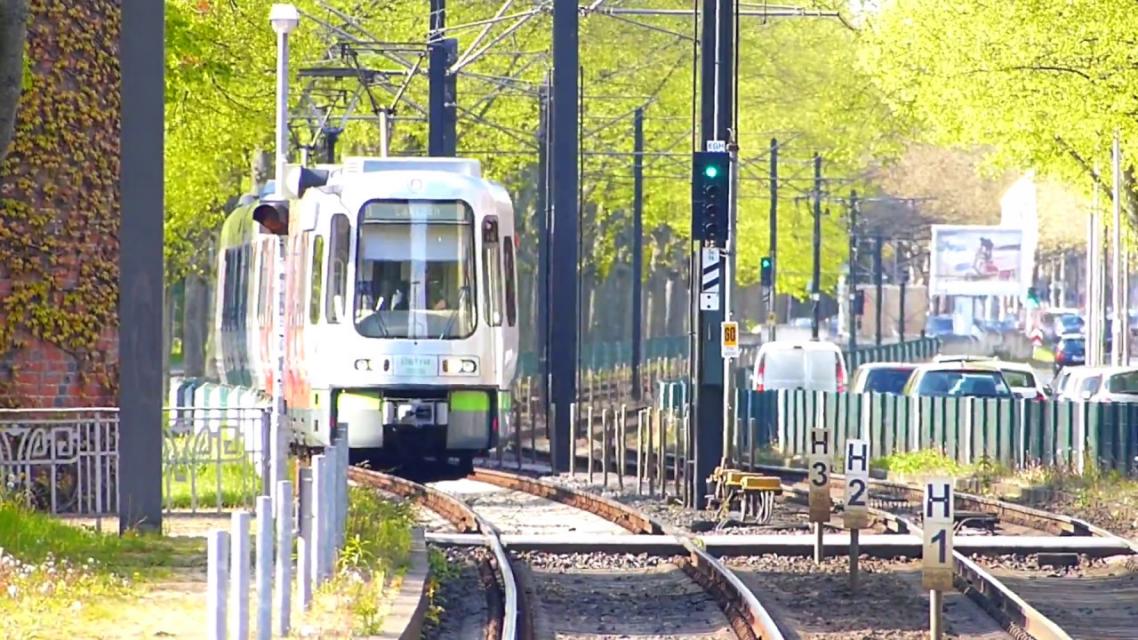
[[0, 0, 120, 406]]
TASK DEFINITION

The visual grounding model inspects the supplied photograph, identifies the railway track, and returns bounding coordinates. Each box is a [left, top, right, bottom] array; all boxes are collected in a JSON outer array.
[[353, 465, 781, 639], [516, 446, 1138, 640], [348, 467, 524, 640]]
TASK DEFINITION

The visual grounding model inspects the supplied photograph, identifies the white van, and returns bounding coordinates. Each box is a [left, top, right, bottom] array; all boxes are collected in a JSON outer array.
[[752, 340, 848, 392]]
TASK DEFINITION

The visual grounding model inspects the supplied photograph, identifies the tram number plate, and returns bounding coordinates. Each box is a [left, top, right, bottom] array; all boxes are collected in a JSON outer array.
[[395, 355, 437, 377]]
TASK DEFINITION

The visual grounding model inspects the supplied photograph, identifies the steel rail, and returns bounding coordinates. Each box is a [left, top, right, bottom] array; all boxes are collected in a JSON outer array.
[[470, 466, 784, 640], [348, 467, 526, 640]]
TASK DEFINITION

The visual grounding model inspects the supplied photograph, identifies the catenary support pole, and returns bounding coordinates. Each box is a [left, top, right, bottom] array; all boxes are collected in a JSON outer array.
[[631, 106, 644, 400], [1113, 131, 1123, 366], [691, 0, 734, 510], [811, 153, 822, 341], [768, 137, 778, 341], [550, 0, 579, 473], [847, 190, 858, 353], [536, 80, 551, 414], [874, 236, 884, 347], [118, 0, 165, 535]]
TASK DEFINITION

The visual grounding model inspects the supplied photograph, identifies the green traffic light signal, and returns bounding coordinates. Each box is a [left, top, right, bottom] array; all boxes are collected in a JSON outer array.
[[704, 165, 719, 179]]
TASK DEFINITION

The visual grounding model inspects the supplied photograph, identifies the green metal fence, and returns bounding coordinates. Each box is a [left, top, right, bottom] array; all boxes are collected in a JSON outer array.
[[738, 390, 1138, 475]]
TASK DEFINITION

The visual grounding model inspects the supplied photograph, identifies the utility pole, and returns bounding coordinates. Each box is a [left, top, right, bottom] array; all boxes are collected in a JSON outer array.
[[769, 138, 778, 341], [549, 0, 578, 472], [631, 107, 644, 400], [898, 241, 907, 343], [690, 0, 734, 510], [874, 236, 884, 347], [847, 190, 858, 353], [1112, 131, 1123, 366], [811, 153, 822, 341], [536, 81, 551, 411]]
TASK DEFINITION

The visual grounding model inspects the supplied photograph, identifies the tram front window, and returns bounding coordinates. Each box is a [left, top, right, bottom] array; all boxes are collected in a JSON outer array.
[[354, 200, 477, 339]]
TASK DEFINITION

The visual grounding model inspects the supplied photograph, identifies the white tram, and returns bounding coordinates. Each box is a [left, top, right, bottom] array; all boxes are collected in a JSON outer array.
[[207, 157, 520, 467]]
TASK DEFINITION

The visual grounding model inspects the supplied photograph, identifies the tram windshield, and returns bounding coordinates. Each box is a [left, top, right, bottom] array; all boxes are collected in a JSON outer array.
[[354, 200, 477, 339]]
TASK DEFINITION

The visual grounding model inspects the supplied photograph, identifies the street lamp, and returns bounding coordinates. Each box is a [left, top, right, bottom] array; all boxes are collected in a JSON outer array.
[[270, 4, 299, 199]]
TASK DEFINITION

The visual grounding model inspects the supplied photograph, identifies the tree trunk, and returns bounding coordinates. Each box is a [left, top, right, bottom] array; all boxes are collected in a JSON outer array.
[[0, 0, 28, 162], [182, 274, 208, 377]]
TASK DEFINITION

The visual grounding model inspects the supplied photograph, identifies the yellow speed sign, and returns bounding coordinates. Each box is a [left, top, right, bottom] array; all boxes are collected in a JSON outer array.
[[721, 321, 740, 358]]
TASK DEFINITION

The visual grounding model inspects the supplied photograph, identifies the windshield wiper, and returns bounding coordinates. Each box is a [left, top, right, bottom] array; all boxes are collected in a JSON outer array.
[[436, 286, 468, 339]]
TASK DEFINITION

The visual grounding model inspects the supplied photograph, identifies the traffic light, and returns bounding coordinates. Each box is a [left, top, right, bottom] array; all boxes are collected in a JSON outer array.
[[853, 289, 866, 315], [760, 256, 773, 287], [692, 151, 730, 246]]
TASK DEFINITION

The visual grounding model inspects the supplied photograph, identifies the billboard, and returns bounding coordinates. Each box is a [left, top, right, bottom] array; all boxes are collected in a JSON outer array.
[[929, 225, 1026, 297]]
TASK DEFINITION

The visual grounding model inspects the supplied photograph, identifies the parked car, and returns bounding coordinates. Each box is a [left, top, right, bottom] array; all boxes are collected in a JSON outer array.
[[752, 340, 848, 392], [848, 362, 917, 395], [990, 361, 1049, 401], [925, 315, 956, 338], [902, 362, 1014, 398], [1054, 334, 1086, 370], [1052, 365, 1104, 401], [1085, 367, 1138, 403]]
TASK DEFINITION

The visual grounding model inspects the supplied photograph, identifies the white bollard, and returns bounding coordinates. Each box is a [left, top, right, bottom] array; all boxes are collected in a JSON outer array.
[[311, 454, 326, 586], [230, 512, 251, 640], [337, 435, 348, 548], [255, 496, 273, 640], [269, 423, 283, 519], [207, 530, 230, 640], [275, 480, 293, 636], [297, 467, 313, 611]]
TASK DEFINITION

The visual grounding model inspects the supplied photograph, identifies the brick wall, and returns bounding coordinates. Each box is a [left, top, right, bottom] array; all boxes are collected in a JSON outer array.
[[0, 0, 120, 408]]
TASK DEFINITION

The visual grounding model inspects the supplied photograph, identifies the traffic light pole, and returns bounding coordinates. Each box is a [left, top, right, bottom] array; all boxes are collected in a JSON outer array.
[[690, 0, 734, 510]]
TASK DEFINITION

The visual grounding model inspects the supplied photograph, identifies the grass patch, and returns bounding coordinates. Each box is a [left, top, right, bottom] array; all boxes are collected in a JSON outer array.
[[163, 457, 262, 510], [0, 492, 206, 638], [300, 486, 415, 636], [423, 547, 458, 629], [871, 449, 971, 478]]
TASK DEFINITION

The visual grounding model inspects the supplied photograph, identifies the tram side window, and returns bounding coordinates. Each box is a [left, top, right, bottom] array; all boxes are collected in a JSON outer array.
[[236, 246, 248, 328], [482, 219, 503, 327], [222, 249, 233, 329], [326, 214, 350, 323], [309, 235, 325, 324], [503, 236, 517, 327]]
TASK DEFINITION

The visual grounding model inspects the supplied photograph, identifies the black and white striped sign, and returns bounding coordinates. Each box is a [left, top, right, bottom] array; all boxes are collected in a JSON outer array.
[[700, 248, 721, 311]]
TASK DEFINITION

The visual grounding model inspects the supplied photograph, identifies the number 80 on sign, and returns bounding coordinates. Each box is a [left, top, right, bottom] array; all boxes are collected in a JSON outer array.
[[721, 321, 740, 358]]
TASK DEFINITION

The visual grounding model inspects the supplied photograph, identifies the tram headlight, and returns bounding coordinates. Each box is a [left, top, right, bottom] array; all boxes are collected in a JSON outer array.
[[440, 357, 478, 375]]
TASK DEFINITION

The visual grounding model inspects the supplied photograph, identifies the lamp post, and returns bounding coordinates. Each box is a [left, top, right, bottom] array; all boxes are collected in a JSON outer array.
[[268, 3, 298, 515], [270, 4, 299, 198]]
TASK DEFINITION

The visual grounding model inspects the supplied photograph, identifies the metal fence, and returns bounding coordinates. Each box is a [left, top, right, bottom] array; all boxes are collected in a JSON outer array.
[[0, 403, 275, 516], [736, 390, 1138, 475], [0, 408, 119, 514]]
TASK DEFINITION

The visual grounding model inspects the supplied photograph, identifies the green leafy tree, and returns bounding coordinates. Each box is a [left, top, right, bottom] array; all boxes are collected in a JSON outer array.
[[862, 0, 1138, 227]]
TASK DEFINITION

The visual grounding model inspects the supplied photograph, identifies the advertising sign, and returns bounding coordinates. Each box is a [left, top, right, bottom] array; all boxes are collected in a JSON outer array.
[[929, 225, 1026, 297]]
